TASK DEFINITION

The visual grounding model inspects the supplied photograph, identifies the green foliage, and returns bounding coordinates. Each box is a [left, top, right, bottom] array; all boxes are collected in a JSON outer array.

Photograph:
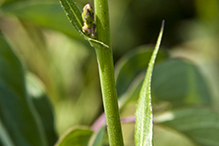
[[0, 36, 56, 146], [1, 0, 219, 145], [1, 1, 80, 38], [152, 59, 212, 105], [59, 0, 108, 48], [26, 73, 58, 146], [154, 107, 219, 146], [89, 126, 106, 146], [135, 21, 164, 146], [55, 127, 93, 146], [115, 46, 168, 108]]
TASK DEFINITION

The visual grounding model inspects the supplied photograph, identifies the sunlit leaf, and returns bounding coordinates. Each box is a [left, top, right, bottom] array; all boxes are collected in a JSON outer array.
[[55, 127, 93, 146], [26, 73, 58, 146], [154, 107, 219, 146], [135, 21, 164, 146], [0, 36, 47, 146]]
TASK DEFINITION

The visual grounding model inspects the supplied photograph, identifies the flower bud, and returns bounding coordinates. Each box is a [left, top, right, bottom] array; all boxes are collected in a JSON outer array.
[[82, 4, 94, 25], [82, 24, 91, 35]]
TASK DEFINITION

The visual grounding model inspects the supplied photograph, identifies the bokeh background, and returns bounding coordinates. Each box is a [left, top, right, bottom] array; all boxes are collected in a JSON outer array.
[[1, 0, 219, 145]]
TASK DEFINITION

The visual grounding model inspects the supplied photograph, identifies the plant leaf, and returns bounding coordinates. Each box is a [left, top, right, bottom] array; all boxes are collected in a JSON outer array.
[[55, 127, 93, 146], [115, 47, 168, 109], [153, 125, 196, 146], [26, 73, 58, 146], [0, 36, 47, 146], [59, 0, 109, 49], [115, 46, 168, 99], [154, 107, 219, 146], [152, 59, 212, 104], [59, 0, 84, 37], [1, 1, 81, 38], [89, 126, 106, 146], [88, 38, 109, 49], [135, 21, 165, 146]]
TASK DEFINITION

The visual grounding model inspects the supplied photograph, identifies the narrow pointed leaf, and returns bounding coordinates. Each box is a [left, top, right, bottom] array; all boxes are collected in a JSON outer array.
[[88, 38, 109, 49], [59, 0, 84, 37], [59, 0, 109, 49], [135, 21, 165, 146]]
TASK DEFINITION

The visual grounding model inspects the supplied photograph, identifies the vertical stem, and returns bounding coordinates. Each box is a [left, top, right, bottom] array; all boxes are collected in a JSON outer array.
[[94, 0, 124, 145]]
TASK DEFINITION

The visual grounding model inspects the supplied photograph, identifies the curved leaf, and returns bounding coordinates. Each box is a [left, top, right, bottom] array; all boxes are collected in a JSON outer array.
[[55, 127, 93, 146], [89, 126, 106, 146], [0, 36, 47, 146], [26, 73, 58, 146], [154, 107, 219, 146], [135, 21, 164, 146]]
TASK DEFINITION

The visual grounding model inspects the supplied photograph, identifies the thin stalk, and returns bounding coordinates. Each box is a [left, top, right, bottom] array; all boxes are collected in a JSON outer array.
[[94, 0, 124, 145]]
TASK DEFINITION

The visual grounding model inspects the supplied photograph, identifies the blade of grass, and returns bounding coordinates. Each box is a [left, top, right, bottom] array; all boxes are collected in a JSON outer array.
[[135, 20, 165, 146]]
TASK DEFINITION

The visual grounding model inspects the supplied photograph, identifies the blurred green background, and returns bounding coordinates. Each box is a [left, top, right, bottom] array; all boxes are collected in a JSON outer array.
[[1, 0, 219, 145]]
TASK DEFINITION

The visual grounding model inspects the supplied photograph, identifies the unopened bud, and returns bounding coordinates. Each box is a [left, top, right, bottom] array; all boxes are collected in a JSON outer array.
[[82, 24, 92, 35], [82, 4, 94, 25]]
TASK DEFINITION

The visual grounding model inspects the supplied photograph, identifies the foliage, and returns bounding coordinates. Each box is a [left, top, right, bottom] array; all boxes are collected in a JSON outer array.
[[1, 0, 219, 145]]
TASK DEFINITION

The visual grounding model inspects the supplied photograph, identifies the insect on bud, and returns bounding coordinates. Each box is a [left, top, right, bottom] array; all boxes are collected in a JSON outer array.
[[82, 4, 94, 25]]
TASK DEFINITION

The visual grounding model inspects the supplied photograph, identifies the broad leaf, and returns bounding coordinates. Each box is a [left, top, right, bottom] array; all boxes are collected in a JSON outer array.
[[153, 125, 196, 146], [1, 0, 27, 7], [0, 36, 47, 146], [115, 46, 168, 99], [26, 73, 58, 146], [55, 127, 93, 146], [152, 59, 212, 104], [1, 1, 81, 38], [135, 21, 164, 146], [154, 107, 219, 146], [89, 126, 106, 146]]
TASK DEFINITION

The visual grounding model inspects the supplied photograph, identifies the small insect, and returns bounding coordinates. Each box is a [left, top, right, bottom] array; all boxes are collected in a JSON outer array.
[[82, 4, 96, 38]]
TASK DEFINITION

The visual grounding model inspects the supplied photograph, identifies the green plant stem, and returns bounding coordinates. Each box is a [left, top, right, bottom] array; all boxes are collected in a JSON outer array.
[[94, 0, 124, 145]]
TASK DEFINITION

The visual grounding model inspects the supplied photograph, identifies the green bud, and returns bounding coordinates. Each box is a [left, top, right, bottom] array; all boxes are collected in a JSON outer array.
[[82, 23, 96, 38], [82, 4, 94, 25], [82, 24, 92, 35]]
